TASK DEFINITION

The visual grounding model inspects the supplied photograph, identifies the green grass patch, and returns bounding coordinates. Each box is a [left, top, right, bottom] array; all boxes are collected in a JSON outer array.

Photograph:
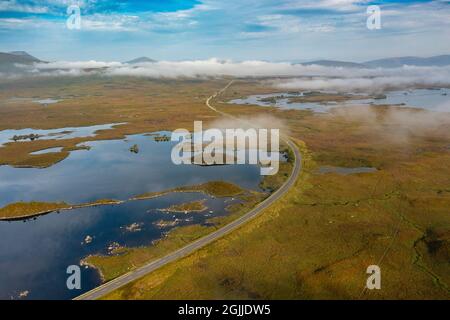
[[133, 181, 244, 200], [0, 201, 70, 219], [159, 200, 208, 213]]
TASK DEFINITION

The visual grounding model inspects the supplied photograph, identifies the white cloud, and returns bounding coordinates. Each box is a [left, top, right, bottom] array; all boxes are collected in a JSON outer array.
[[0, 17, 57, 29], [34, 60, 122, 69], [106, 59, 301, 78], [273, 76, 443, 93], [280, 0, 370, 12], [380, 5, 450, 30], [0, 0, 49, 13], [21, 59, 450, 96], [0, 0, 97, 14], [81, 14, 140, 31], [273, 66, 450, 93]]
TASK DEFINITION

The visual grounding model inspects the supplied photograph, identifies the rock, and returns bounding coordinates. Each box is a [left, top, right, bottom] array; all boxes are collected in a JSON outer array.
[[83, 235, 93, 245], [107, 242, 121, 254], [129, 144, 139, 153], [154, 219, 179, 229], [122, 222, 143, 233]]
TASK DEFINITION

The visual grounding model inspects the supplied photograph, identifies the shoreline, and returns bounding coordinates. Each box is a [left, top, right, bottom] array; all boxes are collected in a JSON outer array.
[[80, 258, 106, 283], [0, 199, 124, 221], [157, 199, 208, 213], [0, 181, 247, 221]]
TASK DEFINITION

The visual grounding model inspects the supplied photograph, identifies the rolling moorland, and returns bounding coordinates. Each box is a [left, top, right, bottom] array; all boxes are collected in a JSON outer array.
[[105, 79, 450, 300], [0, 75, 449, 299]]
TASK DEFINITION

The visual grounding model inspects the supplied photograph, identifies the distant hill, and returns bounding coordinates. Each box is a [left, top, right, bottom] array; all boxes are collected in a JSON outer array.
[[298, 55, 450, 68], [364, 55, 450, 68], [301, 59, 365, 68], [0, 51, 41, 64], [125, 57, 157, 64], [8, 51, 41, 62], [0, 51, 42, 73]]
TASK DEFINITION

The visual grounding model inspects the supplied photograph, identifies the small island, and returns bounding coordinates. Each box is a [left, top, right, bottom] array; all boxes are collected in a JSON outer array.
[[11, 133, 41, 142], [0, 199, 123, 221], [154, 219, 180, 228], [158, 199, 208, 213], [129, 144, 139, 153], [0, 201, 71, 220], [132, 180, 244, 200], [154, 135, 170, 142], [0, 181, 246, 221]]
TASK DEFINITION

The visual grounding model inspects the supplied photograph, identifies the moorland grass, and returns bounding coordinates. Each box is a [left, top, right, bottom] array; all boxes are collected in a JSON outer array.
[[159, 200, 208, 213], [100, 82, 450, 300], [1, 77, 448, 299]]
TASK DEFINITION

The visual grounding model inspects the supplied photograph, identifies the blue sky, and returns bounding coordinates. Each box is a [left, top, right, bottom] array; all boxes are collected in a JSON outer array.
[[0, 0, 449, 61]]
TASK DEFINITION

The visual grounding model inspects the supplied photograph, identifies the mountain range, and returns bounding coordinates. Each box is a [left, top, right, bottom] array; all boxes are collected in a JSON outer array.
[[0, 51, 42, 72], [1, 52, 450, 73], [300, 55, 450, 68], [363, 55, 450, 68], [125, 57, 157, 64]]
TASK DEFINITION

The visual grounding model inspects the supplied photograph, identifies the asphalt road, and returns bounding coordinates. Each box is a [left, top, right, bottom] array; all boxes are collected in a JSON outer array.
[[74, 81, 302, 300]]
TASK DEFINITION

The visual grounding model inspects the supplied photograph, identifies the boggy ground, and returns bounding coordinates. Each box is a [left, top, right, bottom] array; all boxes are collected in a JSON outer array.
[[101, 80, 449, 300], [1, 77, 449, 299], [0, 76, 230, 167], [0, 181, 248, 220]]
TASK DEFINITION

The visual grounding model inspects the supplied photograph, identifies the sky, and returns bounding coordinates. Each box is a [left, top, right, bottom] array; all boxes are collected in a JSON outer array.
[[0, 0, 449, 62]]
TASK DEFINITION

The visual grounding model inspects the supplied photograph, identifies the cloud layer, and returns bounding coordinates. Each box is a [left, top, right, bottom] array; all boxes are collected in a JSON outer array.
[[1, 1, 449, 61], [17, 59, 450, 94]]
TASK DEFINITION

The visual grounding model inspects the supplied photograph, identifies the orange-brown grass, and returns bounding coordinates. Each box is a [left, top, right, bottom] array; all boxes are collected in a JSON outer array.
[[159, 200, 208, 213], [134, 181, 245, 200], [0, 201, 70, 219], [101, 81, 450, 300], [0, 76, 230, 167], [1, 77, 448, 299], [83, 190, 266, 282]]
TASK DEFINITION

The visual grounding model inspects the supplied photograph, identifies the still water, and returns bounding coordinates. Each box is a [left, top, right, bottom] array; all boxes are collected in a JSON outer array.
[[229, 88, 450, 113], [0, 131, 262, 300], [0, 123, 125, 147]]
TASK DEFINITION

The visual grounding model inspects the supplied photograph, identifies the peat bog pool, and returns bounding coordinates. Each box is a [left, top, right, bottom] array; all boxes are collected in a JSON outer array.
[[0, 131, 263, 300], [0, 123, 125, 147], [229, 88, 450, 113]]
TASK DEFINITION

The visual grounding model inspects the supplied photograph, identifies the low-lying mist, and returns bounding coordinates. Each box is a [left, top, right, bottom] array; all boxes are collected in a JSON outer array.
[[2, 58, 450, 94], [332, 104, 450, 144]]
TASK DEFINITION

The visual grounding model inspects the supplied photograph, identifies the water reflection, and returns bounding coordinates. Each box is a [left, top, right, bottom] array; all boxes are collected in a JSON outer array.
[[0, 123, 126, 147], [229, 88, 450, 113], [33, 98, 61, 105], [29, 147, 64, 155], [0, 132, 262, 300], [0, 192, 241, 300], [0, 132, 261, 207]]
